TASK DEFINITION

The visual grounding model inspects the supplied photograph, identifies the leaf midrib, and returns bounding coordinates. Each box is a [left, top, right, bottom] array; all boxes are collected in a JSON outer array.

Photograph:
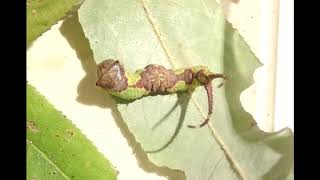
[[27, 139, 71, 180], [139, 0, 246, 179]]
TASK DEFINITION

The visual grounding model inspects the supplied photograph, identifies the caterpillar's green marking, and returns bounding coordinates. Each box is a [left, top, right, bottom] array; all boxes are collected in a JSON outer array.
[[96, 59, 227, 128]]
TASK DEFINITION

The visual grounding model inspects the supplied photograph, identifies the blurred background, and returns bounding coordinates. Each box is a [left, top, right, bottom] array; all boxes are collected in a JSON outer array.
[[218, 0, 293, 132]]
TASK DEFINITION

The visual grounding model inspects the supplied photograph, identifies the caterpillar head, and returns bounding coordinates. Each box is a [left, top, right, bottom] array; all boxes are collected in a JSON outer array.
[[96, 59, 128, 92]]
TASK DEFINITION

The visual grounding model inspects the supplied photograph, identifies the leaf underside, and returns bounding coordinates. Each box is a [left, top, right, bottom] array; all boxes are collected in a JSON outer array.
[[27, 84, 118, 180], [78, 0, 293, 180]]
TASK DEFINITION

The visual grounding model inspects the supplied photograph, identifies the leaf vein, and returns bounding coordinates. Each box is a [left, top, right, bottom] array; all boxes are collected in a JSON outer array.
[[140, 1, 247, 179], [140, 0, 176, 68], [192, 98, 246, 180], [28, 140, 71, 180], [207, 154, 224, 180]]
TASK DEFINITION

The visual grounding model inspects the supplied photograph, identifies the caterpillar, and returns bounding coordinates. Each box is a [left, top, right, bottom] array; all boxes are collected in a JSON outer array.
[[96, 59, 227, 128]]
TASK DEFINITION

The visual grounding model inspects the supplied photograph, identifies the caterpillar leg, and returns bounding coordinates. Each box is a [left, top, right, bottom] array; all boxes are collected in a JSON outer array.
[[187, 74, 227, 128]]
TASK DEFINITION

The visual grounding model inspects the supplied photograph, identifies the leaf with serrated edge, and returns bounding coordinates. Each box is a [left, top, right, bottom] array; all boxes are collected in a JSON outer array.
[[78, 0, 293, 179], [27, 0, 82, 46], [27, 84, 118, 180]]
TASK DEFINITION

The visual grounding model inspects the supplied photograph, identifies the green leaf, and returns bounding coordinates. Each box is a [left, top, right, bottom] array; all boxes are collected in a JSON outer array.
[[78, 0, 293, 179], [27, 84, 118, 180], [27, 0, 81, 46]]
